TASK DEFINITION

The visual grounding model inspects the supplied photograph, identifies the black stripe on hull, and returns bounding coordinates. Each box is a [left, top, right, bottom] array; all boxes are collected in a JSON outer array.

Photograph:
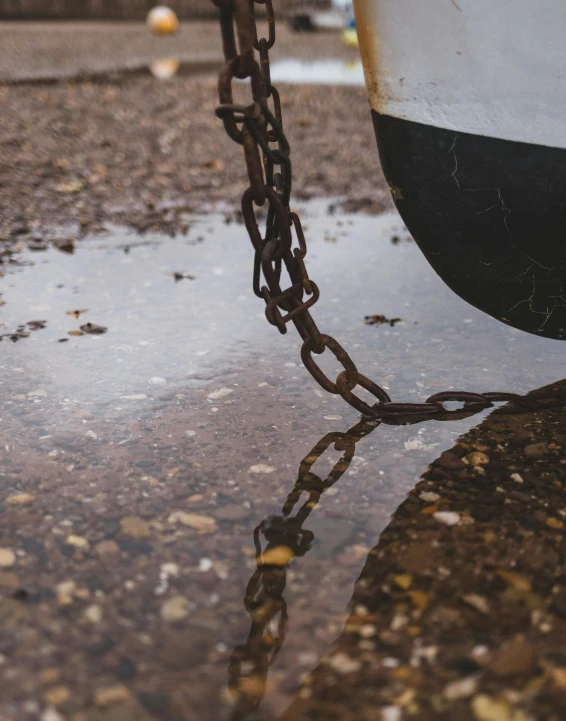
[[372, 111, 566, 340]]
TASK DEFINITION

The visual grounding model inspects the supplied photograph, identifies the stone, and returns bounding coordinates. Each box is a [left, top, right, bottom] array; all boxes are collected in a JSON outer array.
[[249, 464, 276, 474], [161, 595, 191, 622], [65, 535, 89, 550], [435, 452, 466, 470], [43, 686, 71, 707], [462, 594, 490, 615], [471, 694, 526, 721], [466, 452, 490, 466], [85, 430, 98, 439], [120, 517, 151, 538], [149, 377, 167, 386], [0, 572, 19, 589], [524, 442, 547, 458], [41, 709, 64, 721], [433, 511, 461, 526], [546, 517, 564, 530], [497, 570, 531, 591], [206, 387, 233, 399], [167, 512, 216, 533], [0, 549, 16, 568], [444, 675, 478, 700], [5, 493, 34, 505], [95, 685, 131, 706], [393, 574, 413, 590], [489, 638, 536, 677], [83, 604, 103, 624], [326, 652, 362, 675], [419, 491, 440, 503], [95, 540, 120, 557], [40, 669, 62, 685]]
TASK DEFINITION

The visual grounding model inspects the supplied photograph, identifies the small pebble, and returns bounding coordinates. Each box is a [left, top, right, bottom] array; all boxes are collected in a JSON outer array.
[[83, 604, 103, 624], [149, 377, 167, 386], [462, 594, 490, 615], [382, 708, 401, 721], [43, 686, 71, 707], [167, 511, 217, 533], [249, 464, 276, 474], [444, 675, 478, 701], [120, 516, 151, 538], [95, 685, 131, 706], [5, 493, 34, 505], [326, 652, 361, 675], [0, 549, 16, 568], [207, 387, 233, 399], [65, 535, 89, 550], [433, 511, 461, 526], [41, 708, 64, 721], [465, 452, 490, 466], [161, 594, 191, 622], [420, 491, 440, 503], [524, 442, 547, 457]]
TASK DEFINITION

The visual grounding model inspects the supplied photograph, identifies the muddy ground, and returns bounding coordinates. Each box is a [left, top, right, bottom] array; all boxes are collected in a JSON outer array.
[[0, 21, 390, 247]]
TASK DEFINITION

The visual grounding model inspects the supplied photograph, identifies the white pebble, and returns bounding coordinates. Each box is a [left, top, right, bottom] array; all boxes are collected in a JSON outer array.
[[199, 558, 213, 572], [511, 473, 524, 483], [207, 387, 233, 400], [185, 430, 196, 438], [444, 675, 478, 700], [326, 652, 361, 675], [382, 707, 401, 721], [420, 491, 440, 502], [433, 511, 461, 526], [41, 708, 64, 721], [249, 464, 276, 474], [149, 377, 167, 386]]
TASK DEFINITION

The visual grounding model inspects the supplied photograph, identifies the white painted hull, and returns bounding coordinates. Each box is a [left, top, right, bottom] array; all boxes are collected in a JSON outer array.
[[353, 0, 566, 149]]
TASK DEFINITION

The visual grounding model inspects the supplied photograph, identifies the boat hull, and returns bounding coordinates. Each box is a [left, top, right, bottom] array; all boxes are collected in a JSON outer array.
[[373, 112, 566, 339], [355, 0, 566, 339]]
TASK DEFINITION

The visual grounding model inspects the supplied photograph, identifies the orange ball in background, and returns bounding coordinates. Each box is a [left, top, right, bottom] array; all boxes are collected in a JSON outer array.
[[147, 6, 180, 35]]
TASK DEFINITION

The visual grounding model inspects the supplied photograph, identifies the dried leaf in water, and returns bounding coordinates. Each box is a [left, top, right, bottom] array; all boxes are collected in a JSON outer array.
[[80, 322, 108, 335]]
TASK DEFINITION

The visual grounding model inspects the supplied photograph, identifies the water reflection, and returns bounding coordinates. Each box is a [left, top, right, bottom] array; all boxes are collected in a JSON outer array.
[[230, 382, 566, 721]]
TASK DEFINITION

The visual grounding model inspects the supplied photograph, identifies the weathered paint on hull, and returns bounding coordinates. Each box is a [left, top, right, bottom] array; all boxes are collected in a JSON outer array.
[[354, 0, 566, 339]]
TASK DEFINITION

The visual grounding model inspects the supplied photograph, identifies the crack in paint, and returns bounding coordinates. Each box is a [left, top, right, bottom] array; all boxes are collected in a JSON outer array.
[[447, 136, 460, 189]]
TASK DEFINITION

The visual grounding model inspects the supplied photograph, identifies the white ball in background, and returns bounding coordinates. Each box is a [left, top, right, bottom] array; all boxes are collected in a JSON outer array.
[[147, 6, 180, 35]]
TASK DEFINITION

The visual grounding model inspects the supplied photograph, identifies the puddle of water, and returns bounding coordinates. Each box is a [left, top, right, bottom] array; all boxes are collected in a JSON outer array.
[[0, 202, 564, 720], [269, 59, 365, 86]]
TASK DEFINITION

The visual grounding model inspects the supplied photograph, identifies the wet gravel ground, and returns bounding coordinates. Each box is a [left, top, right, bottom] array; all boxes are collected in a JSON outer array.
[[0, 22, 387, 246], [1, 21, 566, 721], [1, 208, 565, 721]]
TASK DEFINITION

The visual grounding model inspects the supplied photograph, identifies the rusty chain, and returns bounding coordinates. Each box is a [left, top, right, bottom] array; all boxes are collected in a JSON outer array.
[[212, 0, 561, 422]]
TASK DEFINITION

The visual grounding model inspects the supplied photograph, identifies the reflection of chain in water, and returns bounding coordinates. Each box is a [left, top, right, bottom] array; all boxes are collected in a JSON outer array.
[[227, 387, 566, 720], [227, 419, 379, 719]]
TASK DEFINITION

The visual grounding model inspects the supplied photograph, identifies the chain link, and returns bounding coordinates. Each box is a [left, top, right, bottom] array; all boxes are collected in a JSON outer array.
[[212, 0, 561, 421]]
